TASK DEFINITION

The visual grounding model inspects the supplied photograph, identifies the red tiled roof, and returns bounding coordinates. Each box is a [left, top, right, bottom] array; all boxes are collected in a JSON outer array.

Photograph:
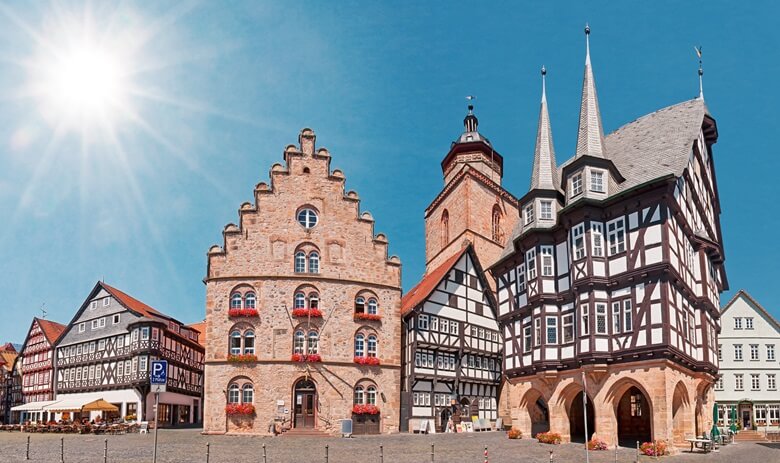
[[401, 246, 470, 317], [101, 283, 168, 321], [37, 319, 66, 344], [0, 342, 16, 352], [187, 321, 206, 347]]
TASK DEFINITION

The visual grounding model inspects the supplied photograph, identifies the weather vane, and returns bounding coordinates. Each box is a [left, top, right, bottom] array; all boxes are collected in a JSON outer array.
[[695, 45, 704, 99], [465, 95, 476, 113], [40, 303, 47, 319]]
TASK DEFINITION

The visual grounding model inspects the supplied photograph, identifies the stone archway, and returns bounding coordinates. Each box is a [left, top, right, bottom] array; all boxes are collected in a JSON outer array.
[[672, 381, 691, 443], [520, 389, 550, 437], [616, 386, 652, 445], [569, 391, 595, 443], [293, 378, 317, 429]]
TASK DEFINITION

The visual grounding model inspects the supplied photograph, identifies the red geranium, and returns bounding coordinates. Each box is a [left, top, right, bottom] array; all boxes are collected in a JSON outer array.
[[352, 404, 380, 415], [225, 403, 255, 416], [228, 308, 259, 317], [291, 353, 322, 363], [353, 356, 380, 366], [353, 313, 382, 321], [227, 354, 258, 363], [292, 308, 323, 318]]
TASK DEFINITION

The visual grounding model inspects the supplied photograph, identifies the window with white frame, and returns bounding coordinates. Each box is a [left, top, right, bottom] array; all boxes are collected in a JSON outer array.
[[751, 374, 760, 390], [525, 203, 535, 225], [367, 335, 377, 357], [78, 323, 85, 333], [517, 263, 526, 292], [354, 334, 365, 357], [768, 345, 775, 361], [244, 331, 255, 354], [546, 316, 557, 344], [573, 224, 585, 260], [112, 314, 120, 325], [612, 302, 621, 334], [307, 331, 319, 354], [230, 331, 241, 355], [769, 374, 777, 391], [431, 316, 439, 332], [534, 318, 541, 346], [734, 344, 743, 361], [591, 223, 604, 257], [734, 317, 742, 329], [746, 317, 754, 329], [227, 384, 240, 404], [607, 218, 626, 255], [367, 298, 378, 315], [354, 386, 364, 405], [418, 314, 429, 330], [769, 405, 780, 423], [623, 300, 632, 332], [571, 173, 583, 197], [590, 170, 605, 192], [540, 200, 553, 220], [563, 315, 574, 343], [90, 301, 97, 310], [103, 298, 110, 307], [715, 377, 723, 390], [242, 384, 254, 404], [735, 374, 743, 390], [523, 325, 532, 352], [541, 246, 554, 277], [718, 344, 722, 361], [294, 252, 306, 273], [581, 305, 590, 335], [308, 252, 320, 273], [230, 293, 242, 309], [526, 249, 537, 279], [297, 208, 318, 229], [293, 330, 305, 354], [751, 344, 759, 361], [91, 319, 99, 329], [596, 303, 607, 334], [294, 292, 306, 309]]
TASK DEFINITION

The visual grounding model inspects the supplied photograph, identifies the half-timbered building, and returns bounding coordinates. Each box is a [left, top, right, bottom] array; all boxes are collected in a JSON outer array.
[[0, 343, 20, 424], [203, 129, 402, 436], [54, 282, 204, 426], [401, 245, 502, 432], [492, 27, 726, 446]]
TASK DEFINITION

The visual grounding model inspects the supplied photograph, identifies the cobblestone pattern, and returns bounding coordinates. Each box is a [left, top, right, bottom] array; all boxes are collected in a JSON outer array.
[[1, 430, 776, 463]]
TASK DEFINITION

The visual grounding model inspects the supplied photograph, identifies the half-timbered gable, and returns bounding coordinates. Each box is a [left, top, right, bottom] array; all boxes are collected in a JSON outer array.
[[491, 28, 726, 447], [53, 282, 204, 426], [401, 245, 501, 432], [18, 318, 64, 405]]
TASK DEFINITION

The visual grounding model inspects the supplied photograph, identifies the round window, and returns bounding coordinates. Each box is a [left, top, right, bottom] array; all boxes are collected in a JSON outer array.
[[297, 208, 318, 229]]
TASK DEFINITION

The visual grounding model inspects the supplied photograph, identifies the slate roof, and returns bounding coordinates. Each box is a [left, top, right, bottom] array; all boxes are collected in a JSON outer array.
[[401, 246, 469, 317]]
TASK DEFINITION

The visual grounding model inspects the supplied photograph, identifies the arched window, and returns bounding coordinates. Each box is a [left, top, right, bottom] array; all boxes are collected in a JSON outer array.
[[244, 330, 255, 355], [230, 293, 242, 309], [354, 334, 365, 357], [492, 205, 501, 242], [367, 386, 377, 405], [353, 386, 364, 405], [367, 298, 378, 315], [442, 210, 450, 244], [294, 292, 306, 309], [294, 251, 306, 273], [355, 297, 366, 314], [367, 335, 378, 357], [242, 384, 254, 404], [228, 383, 240, 403], [244, 292, 256, 309], [309, 292, 319, 309], [307, 331, 319, 354], [308, 252, 320, 274], [230, 331, 242, 355], [294, 330, 305, 354]]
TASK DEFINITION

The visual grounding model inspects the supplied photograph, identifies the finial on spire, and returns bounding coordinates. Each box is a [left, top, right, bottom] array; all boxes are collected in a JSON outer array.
[[585, 23, 591, 64], [575, 22, 606, 159], [541, 66, 547, 103], [695, 46, 704, 99], [463, 96, 478, 133]]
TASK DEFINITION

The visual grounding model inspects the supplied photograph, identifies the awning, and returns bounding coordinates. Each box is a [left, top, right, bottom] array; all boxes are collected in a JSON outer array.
[[44, 396, 96, 412], [81, 399, 118, 413], [11, 400, 60, 412]]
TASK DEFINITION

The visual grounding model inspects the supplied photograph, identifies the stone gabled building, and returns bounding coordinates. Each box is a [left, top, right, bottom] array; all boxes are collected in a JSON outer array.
[[203, 129, 402, 435], [492, 27, 726, 446]]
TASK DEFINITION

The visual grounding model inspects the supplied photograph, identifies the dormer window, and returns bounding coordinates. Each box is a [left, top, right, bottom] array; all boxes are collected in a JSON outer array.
[[590, 170, 605, 193], [571, 173, 583, 197], [524, 204, 535, 225], [540, 201, 553, 220]]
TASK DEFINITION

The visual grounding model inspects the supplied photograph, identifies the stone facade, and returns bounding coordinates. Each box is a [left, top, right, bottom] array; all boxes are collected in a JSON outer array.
[[203, 129, 402, 435]]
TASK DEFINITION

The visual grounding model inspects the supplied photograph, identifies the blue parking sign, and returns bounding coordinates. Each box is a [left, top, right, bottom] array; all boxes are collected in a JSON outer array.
[[151, 360, 168, 385]]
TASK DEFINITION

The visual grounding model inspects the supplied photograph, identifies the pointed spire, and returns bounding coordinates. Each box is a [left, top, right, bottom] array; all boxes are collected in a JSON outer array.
[[530, 66, 558, 191], [695, 46, 704, 99], [575, 23, 606, 159]]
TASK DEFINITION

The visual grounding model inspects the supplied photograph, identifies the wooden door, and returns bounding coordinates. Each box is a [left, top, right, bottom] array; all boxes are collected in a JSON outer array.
[[294, 391, 315, 428]]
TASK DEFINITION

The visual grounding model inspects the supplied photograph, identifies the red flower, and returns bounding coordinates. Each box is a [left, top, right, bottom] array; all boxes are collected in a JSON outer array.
[[352, 404, 380, 415], [354, 313, 382, 321], [225, 403, 255, 416], [291, 353, 322, 363], [227, 354, 258, 363], [292, 308, 323, 318], [353, 356, 381, 366], [228, 308, 259, 317]]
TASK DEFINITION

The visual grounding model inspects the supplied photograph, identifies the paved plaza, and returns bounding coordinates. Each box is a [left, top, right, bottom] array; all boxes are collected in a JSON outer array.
[[0, 429, 778, 463]]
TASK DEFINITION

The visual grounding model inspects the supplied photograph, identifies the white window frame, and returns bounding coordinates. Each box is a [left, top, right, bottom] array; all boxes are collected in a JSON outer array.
[[623, 300, 633, 332], [612, 302, 621, 334], [735, 374, 743, 391], [581, 304, 590, 336], [103, 298, 110, 307], [90, 301, 97, 310], [112, 314, 120, 325], [734, 317, 742, 330], [607, 218, 626, 255], [297, 208, 318, 229], [546, 316, 558, 345], [751, 374, 760, 391], [78, 323, 85, 333], [540, 200, 553, 220], [750, 344, 759, 361], [572, 224, 585, 260], [746, 317, 754, 330], [563, 314, 574, 343], [734, 344, 743, 361], [590, 169, 605, 193], [526, 248, 537, 280], [524, 203, 535, 225], [595, 303, 607, 334], [591, 222, 604, 257], [523, 326, 532, 352], [541, 246, 554, 277], [571, 173, 583, 197], [418, 314, 429, 331], [769, 374, 777, 391], [768, 345, 775, 361], [534, 318, 541, 346], [517, 263, 526, 292]]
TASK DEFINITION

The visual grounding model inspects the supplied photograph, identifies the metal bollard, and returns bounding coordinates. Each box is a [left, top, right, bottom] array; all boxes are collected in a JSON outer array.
[[484, 445, 488, 463], [26, 435, 30, 460], [549, 449, 553, 463], [61, 436, 64, 463], [263, 443, 267, 463], [325, 444, 329, 463], [104, 439, 108, 463], [635, 441, 640, 463], [379, 444, 383, 463], [431, 443, 434, 462], [206, 442, 210, 463], [614, 442, 618, 462]]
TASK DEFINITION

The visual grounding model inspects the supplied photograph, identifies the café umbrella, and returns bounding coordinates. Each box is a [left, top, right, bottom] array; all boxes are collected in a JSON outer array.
[[730, 406, 738, 433], [711, 403, 720, 439], [81, 399, 119, 413]]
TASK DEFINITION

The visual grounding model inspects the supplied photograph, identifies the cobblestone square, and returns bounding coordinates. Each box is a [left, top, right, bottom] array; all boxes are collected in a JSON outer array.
[[0, 430, 777, 463]]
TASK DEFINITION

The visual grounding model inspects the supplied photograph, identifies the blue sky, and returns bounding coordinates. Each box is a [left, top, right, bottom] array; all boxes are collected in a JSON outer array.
[[0, 1, 777, 342]]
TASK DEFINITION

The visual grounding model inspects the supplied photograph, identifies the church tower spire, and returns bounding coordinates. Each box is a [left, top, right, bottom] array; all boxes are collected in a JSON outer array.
[[529, 66, 558, 192], [575, 24, 606, 159]]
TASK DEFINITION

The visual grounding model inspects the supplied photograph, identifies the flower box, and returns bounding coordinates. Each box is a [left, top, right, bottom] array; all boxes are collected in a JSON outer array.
[[587, 437, 608, 450], [353, 313, 382, 321], [507, 428, 522, 439], [292, 308, 323, 318], [225, 403, 255, 416], [227, 354, 258, 363], [291, 353, 322, 363], [640, 441, 668, 456], [352, 404, 380, 415], [536, 431, 562, 445], [228, 308, 259, 317], [354, 356, 381, 366]]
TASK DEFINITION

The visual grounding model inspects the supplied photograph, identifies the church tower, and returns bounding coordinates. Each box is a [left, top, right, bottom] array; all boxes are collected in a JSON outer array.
[[424, 105, 520, 275]]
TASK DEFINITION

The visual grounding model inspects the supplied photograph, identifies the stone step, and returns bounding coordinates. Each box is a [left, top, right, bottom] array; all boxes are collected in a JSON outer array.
[[281, 428, 331, 438]]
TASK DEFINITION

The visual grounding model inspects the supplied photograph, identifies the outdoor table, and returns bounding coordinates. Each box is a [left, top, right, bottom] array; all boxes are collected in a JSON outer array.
[[685, 438, 713, 453]]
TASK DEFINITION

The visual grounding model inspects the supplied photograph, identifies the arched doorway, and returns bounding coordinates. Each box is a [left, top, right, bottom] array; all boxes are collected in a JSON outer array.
[[671, 382, 690, 444], [439, 407, 452, 432], [569, 391, 595, 443], [617, 386, 651, 445], [293, 379, 317, 428], [531, 397, 550, 437]]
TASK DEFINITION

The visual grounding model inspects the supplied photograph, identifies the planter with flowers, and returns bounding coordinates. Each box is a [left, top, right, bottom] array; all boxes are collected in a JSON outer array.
[[225, 403, 255, 416], [227, 354, 258, 363], [353, 313, 382, 322], [352, 404, 380, 415], [640, 441, 668, 456], [228, 308, 259, 318], [536, 431, 562, 445], [291, 353, 322, 363], [292, 308, 323, 318], [354, 356, 381, 366], [587, 437, 608, 450], [507, 428, 522, 439]]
